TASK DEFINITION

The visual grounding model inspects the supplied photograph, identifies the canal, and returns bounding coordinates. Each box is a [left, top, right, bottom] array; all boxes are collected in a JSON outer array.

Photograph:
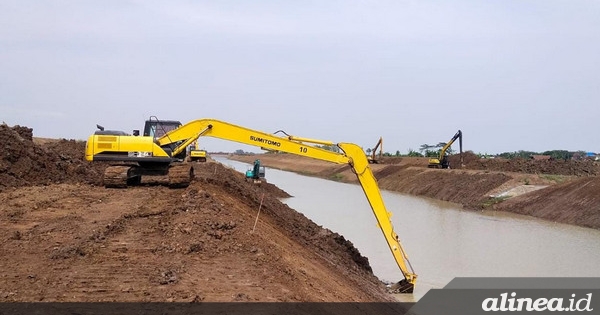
[[213, 156, 600, 300]]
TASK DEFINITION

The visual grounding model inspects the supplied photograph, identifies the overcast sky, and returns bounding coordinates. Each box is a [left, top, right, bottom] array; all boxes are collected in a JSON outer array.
[[1, 0, 599, 154]]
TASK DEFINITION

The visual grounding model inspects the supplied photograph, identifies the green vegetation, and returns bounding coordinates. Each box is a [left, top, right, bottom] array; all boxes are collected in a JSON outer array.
[[419, 142, 455, 158], [540, 174, 568, 183], [481, 196, 510, 208], [496, 149, 588, 160], [406, 149, 423, 157], [329, 173, 344, 181]]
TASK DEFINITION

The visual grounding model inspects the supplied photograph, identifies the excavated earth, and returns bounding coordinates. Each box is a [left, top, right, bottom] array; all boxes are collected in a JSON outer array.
[[230, 152, 600, 230], [0, 124, 394, 302]]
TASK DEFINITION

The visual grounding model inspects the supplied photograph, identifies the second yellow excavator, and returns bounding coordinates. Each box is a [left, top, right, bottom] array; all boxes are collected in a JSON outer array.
[[428, 130, 463, 169], [85, 118, 417, 293], [188, 139, 207, 162]]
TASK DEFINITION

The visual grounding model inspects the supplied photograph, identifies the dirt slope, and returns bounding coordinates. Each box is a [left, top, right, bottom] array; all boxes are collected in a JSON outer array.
[[0, 125, 393, 302], [230, 153, 600, 229], [495, 176, 600, 229], [448, 152, 600, 176]]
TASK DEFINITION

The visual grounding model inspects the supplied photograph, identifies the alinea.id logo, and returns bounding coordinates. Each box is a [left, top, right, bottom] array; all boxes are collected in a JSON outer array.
[[482, 292, 593, 312]]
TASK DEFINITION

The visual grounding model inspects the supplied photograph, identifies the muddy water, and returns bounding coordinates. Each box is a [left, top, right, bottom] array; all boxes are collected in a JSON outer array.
[[214, 157, 600, 301]]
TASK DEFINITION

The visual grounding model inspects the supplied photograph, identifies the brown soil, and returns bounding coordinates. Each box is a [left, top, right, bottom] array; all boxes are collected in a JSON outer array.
[[0, 125, 393, 302], [230, 153, 600, 230], [447, 151, 600, 176], [0, 124, 105, 191], [495, 176, 600, 229]]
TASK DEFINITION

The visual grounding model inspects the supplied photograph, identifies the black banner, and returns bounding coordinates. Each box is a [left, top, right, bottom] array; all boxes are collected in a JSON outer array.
[[2, 278, 600, 315]]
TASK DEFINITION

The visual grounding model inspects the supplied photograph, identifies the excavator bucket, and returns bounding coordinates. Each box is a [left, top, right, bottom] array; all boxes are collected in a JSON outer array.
[[387, 279, 414, 294]]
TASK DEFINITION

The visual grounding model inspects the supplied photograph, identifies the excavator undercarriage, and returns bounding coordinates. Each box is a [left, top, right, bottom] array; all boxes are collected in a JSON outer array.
[[102, 163, 194, 188]]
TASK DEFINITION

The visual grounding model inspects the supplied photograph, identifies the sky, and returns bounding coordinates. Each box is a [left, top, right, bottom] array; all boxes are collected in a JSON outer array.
[[1, 0, 599, 154]]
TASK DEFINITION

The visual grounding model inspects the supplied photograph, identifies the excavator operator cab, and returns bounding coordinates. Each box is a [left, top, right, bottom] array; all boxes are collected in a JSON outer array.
[[142, 117, 185, 159], [143, 119, 182, 140]]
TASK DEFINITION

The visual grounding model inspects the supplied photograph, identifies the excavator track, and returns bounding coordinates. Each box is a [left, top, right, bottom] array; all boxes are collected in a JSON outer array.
[[103, 165, 138, 188], [168, 164, 194, 188]]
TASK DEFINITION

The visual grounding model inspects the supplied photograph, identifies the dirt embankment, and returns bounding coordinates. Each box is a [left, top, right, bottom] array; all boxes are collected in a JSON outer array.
[[448, 152, 600, 176], [230, 153, 600, 230], [495, 176, 600, 229], [0, 124, 393, 302]]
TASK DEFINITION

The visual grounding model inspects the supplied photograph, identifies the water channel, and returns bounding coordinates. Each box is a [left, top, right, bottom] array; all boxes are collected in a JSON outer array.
[[213, 156, 600, 301]]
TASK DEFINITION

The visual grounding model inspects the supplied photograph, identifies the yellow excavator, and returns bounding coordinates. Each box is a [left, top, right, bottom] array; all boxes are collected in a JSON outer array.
[[188, 139, 207, 162], [428, 130, 463, 169], [85, 118, 417, 293], [367, 137, 383, 164]]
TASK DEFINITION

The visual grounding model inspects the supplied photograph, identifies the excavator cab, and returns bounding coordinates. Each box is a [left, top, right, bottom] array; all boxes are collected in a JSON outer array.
[[141, 117, 186, 160], [143, 118, 182, 139]]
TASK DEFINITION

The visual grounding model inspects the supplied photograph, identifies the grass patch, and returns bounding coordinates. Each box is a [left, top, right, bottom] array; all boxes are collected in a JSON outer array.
[[540, 174, 568, 183], [329, 173, 344, 181], [481, 196, 510, 208]]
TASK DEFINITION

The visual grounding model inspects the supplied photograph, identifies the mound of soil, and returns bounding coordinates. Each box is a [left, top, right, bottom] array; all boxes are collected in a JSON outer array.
[[0, 124, 105, 191], [447, 151, 480, 167]]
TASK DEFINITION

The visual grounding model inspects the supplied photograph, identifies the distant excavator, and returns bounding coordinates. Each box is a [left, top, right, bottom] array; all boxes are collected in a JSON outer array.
[[188, 140, 207, 162], [368, 137, 383, 164], [428, 130, 463, 169], [245, 159, 265, 183], [85, 117, 418, 293]]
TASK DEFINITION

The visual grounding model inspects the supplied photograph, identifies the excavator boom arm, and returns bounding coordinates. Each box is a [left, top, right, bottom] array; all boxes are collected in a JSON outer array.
[[158, 119, 417, 287], [438, 130, 462, 160], [371, 137, 383, 162]]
